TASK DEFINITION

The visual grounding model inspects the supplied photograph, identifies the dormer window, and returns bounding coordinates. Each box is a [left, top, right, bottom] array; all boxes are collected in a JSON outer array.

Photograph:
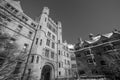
[[52, 35, 55, 40], [13, 9, 18, 14], [22, 16, 28, 22], [18, 25, 23, 29], [47, 31, 51, 37], [24, 43, 28, 47], [16, 25, 23, 32], [10, 6, 14, 11], [31, 23, 36, 27], [5, 3, 11, 9], [7, 18, 11, 22], [0, 13, 6, 19]]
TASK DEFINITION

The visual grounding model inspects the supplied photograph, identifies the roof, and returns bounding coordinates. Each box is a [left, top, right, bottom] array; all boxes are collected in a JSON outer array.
[[79, 31, 120, 48], [5, 0, 23, 12]]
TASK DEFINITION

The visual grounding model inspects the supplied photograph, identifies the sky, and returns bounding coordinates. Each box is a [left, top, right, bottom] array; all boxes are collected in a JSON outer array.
[[20, 0, 120, 44]]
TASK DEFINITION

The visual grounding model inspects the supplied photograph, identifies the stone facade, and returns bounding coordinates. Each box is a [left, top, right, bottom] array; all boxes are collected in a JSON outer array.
[[28, 7, 72, 80], [0, 0, 73, 80], [27, 7, 59, 80], [70, 49, 78, 79], [57, 41, 72, 80], [74, 31, 120, 79], [0, 0, 38, 79]]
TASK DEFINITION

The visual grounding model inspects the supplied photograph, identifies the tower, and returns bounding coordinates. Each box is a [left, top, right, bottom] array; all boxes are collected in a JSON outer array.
[[57, 21, 62, 44]]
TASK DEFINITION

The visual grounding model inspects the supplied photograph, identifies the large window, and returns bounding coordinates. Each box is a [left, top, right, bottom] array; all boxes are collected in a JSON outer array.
[[47, 31, 51, 37], [52, 42, 55, 49], [61, 62, 63, 67], [36, 38, 39, 45], [58, 50, 60, 55], [71, 57, 76, 60], [100, 60, 106, 65], [0, 13, 11, 22], [22, 16, 28, 22], [27, 69, 31, 80], [31, 23, 36, 28], [53, 28, 56, 33], [59, 62, 61, 68], [59, 71, 61, 76], [46, 39, 50, 46], [87, 58, 95, 64], [28, 31, 33, 39], [36, 56, 39, 63], [40, 39, 42, 46], [51, 51, 54, 59], [47, 23, 52, 30], [72, 64, 77, 68], [0, 58, 5, 67], [67, 53, 69, 57], [76, 52, 81, 58], [31, 55, 34, 63], [84, 50, 90, 55], [58, 40, 60, 43], [47, 23, 57, 34], [65, 59, 66, 64], [13, 62, 22, 74], [45, 49, 49, 57], [78, 70, 85, 75], [67, 60, 70, 65], [103, 45, 113, 51], [16, 25, 23, 32], [52, 35, 55, 40]]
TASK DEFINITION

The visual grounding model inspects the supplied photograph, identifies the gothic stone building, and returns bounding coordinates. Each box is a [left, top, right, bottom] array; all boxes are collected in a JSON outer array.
[[0, 0, 72, 80], [0, 0, 37, 79], [28, 7, 72, 80], [74, 30, 120, 79]]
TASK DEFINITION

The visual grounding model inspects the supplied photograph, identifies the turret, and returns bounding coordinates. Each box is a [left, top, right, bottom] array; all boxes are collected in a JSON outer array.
[[58, 21, 62, 28], [42, 7, 49, 15], [57, 21, 62, 43]]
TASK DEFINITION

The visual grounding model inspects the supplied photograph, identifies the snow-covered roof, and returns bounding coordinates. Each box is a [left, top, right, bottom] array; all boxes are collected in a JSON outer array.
[[80, 31, 120, 47]]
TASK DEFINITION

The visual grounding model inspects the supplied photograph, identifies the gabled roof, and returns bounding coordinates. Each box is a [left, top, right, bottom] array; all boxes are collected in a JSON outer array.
[[103, 32, 113, 38], [5, 0, 23, 12], [76, 30, 120, 49], [81, 32, 119, 46], [87, 36, 101, 44], [82, 40, 90, 47], [109, 31, 120, 39]]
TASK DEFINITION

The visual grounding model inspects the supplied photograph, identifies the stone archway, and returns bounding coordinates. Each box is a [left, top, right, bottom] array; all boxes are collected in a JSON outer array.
[[41, 63, 55, 80]]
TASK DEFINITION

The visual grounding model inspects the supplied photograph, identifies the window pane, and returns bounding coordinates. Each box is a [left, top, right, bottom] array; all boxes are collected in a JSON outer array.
[[31, 55, 34, 63], [52, 42, 55, 49], [13, 62, 22, 74], [47, 32, 51, 37], [46, 39, 50, 46], [36, 38, 38, 45], [45, 49, 49, 57], [52, 35, 55, 40], [40, 39, 42, 45], [51, 52, 54, 59], [36, 56, 39, 63]]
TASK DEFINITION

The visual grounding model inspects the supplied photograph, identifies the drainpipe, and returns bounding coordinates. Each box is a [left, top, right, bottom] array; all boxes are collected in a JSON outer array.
[[21, 24, 39, 80]]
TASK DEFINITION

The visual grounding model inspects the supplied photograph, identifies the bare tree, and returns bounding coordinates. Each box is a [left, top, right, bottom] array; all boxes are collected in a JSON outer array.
[[99, 53, 120, 80], [0, 33, 27, 80]]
